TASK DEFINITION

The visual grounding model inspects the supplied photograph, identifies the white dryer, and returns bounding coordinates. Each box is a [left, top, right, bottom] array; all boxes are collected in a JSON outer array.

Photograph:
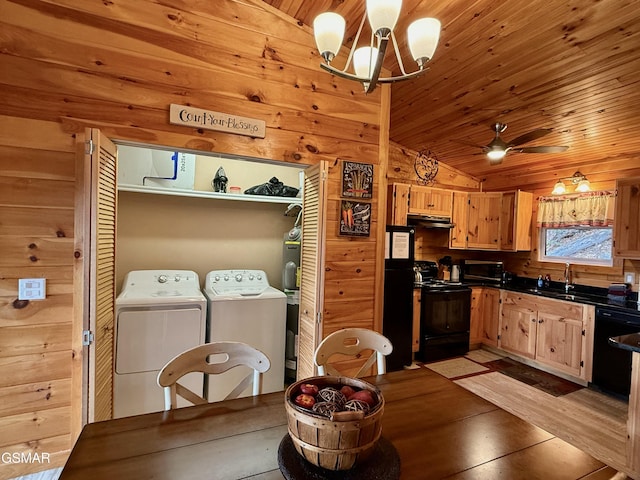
[[114, 270, 206, 418], [203, 269, 286, 402]]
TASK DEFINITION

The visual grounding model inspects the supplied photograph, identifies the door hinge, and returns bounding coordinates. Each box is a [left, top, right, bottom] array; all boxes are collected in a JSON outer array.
[[82, 330, 94, 346], [316, 311, 322, 325], [580, 360, 584, 367], [85, 139, 95, 155], [582, 329, 586, 336]]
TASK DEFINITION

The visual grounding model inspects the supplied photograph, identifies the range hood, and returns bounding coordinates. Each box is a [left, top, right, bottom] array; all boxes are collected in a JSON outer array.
[[407, 214, 455, 229]]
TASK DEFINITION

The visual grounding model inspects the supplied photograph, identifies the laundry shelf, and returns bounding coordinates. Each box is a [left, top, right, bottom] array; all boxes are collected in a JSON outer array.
[[118, 184, 302, 205]]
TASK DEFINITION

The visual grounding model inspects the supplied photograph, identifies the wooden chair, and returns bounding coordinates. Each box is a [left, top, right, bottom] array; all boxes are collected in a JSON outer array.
[[157, 341, 270, 410], [314, 328, 393, 377]]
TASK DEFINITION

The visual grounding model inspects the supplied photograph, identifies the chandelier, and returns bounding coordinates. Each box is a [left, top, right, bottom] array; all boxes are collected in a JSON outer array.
[[312, 0, 441, 93]]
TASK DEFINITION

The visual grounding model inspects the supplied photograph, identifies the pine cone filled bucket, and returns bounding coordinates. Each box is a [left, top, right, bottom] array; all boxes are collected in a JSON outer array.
[[284, 376, 384, 471]]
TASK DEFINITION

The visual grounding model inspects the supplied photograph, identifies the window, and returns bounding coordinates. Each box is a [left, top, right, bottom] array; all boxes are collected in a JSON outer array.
[[539, 226, 613, 266], [537, 191, 615, 266]]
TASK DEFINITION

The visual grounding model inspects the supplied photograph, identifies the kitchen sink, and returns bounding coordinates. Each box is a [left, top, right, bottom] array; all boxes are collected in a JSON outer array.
[[521, 288, 595, 303]]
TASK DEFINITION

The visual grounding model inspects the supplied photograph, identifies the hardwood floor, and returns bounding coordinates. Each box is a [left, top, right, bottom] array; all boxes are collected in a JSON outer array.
[[422, 349, 631, 479]]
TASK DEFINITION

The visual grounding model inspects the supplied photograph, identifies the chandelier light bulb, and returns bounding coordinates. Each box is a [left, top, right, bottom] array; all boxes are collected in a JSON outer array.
[[313, 12, 346, 63], [576, 179, 591, 192], [366, 0, 402, 36], [407, 18, 441, 67]]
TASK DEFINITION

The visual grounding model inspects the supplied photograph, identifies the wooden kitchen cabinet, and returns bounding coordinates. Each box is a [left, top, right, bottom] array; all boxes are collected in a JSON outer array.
[[412, 289, 421, 352], [499, 293, 538, 359], [614, 177, 640, 258], [499, 291, 593, 380], [449, 191, 469, 249], [388, 183, 410, 225], [467, 192, 502, 250], [500, 190, 533, 251], [408, 185, 453, 217], [470, 287, 500, 348]]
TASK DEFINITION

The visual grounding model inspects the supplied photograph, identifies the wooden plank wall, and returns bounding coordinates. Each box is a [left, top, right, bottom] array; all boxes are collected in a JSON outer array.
[[0, 116, 77, 478], [0, 0, 385, 476]]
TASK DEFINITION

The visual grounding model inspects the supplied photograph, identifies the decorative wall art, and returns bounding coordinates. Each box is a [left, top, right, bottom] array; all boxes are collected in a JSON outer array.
[[339, 200, 371, 237], [414, 149, 439, 185], [341, 161, 373, 198]]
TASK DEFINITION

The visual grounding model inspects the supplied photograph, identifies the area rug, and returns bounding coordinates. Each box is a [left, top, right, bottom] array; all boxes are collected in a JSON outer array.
[[422, 357, 489, 379], [484, 357, 583, 397], [464, 349, 504, 364]]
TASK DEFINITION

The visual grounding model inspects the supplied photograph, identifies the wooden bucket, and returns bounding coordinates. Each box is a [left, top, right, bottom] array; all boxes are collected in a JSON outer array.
[[284, 376, 384, 471]]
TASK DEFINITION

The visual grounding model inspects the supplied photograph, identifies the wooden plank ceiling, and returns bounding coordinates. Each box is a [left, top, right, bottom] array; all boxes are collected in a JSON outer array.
[[264, 0, 640, 192]]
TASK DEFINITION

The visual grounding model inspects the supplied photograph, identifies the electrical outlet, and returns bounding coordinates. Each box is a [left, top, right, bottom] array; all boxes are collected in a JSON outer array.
[[624, 272, 635, 285], [18, 278, 46, 300]]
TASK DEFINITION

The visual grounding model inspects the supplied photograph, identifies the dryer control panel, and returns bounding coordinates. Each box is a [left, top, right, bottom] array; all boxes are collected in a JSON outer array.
[[207, 269, 270, 296]]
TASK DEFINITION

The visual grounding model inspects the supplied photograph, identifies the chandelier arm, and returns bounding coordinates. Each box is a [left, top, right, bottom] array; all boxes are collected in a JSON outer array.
[[390, 31, 408, 76], [319, 63, 428, 87], [364, 36, 388, 92], [337, 8, 368, 74]]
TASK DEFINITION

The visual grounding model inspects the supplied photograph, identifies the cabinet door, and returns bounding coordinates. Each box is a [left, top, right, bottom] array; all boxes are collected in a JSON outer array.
[[389, 183, 410, 226], [429, 188, 453, 216], [614, 178, 640, 258], [408, 186, 452, 216], [481, 289, 500, 347], [467, 193, 502, 250], [499, 303, 537, 359], [500, 190, 533, 251], [412, 290, 421, 353], [536, 311, 584, 377], [449, 191, 468, 249], [469, 287, 484, 346]]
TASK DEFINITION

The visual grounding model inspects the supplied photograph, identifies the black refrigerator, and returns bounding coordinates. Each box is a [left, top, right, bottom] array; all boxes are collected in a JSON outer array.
[[383, 225, 415, 372]]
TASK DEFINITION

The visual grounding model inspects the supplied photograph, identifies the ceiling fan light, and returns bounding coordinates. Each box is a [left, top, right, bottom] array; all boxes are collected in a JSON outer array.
[[366, 0, 402, 36], [313, 12, 346, 63], [487, 148, 506, 161], [407, 18, 441, 68], [576, 178, 591, 192], [552, 180, 566, 195]]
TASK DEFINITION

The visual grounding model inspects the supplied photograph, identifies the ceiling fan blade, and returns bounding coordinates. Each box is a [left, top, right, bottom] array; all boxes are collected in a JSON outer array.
[[507, 128, 553, 147], [516, 146, 569, 153]]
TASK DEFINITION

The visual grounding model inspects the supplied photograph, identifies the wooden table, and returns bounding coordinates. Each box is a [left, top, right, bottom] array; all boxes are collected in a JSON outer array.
[[59, 368, 609, 479]]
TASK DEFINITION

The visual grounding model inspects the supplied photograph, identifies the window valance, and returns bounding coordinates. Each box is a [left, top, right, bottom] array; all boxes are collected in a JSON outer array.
[[537, 190, 616, 228]]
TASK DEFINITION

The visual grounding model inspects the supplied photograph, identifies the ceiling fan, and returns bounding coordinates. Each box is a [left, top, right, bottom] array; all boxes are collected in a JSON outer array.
[[465, 123, 569, 165]]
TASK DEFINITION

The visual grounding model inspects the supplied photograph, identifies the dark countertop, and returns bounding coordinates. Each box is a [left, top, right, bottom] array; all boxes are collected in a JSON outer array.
[[609, 333, 640, 353], [464, 277, 640, 315]]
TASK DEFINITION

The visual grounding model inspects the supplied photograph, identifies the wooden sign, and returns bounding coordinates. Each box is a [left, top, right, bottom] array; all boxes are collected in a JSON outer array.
[[169, 104, 266, 138]]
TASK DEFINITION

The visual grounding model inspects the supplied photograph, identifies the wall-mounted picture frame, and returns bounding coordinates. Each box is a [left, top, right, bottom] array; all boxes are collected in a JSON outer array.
[[339, 200, 371, 237], [341, 161, 373, 198]]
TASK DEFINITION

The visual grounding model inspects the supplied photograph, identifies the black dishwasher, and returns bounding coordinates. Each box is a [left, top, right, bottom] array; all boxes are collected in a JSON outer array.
[[591, 307, 640, 399]]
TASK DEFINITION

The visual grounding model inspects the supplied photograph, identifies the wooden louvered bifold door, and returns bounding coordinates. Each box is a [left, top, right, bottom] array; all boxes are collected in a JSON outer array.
[[296, 162, 327, 379], [88, 129, 117, 422]]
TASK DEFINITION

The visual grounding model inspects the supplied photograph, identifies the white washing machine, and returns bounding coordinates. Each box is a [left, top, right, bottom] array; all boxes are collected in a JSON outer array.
[[114, 270, 206, 418], [203, 269, 286, 402]]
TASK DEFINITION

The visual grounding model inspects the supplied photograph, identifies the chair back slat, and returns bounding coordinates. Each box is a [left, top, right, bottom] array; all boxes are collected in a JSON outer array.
[[314, 328, 393, 378], [157, 341, 271, 410]]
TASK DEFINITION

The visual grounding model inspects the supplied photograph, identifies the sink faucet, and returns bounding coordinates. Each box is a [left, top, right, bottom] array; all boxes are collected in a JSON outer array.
[[564, 262, 574, 293]]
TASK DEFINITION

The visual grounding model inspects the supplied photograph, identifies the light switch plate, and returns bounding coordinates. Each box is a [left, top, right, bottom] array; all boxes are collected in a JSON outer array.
[[18, 278, 46, 300], [625, 272, 635, 286]]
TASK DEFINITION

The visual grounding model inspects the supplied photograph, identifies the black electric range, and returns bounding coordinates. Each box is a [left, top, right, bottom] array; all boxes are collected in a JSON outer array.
[[414, 261, 472, 362]]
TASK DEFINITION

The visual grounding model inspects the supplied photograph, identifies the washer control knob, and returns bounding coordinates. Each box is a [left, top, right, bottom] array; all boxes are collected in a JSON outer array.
[[174, 275, 181, 282], [257, 273, 263, 280], [158, 274, 168, 283], [214, 275, 220, 282], [224, 274, 229, 281], [235, 274, 243, 282], [248, 274, 255, 281]]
